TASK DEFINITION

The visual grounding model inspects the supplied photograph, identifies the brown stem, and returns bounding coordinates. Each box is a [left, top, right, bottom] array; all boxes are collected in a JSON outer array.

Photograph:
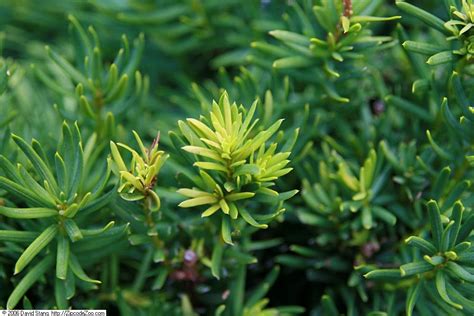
[[343, 0, 353, 18], [334, 0, 353, 41]]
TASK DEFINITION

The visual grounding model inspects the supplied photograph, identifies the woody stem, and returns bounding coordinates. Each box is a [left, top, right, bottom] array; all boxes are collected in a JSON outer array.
[[343, 0, 353, 17]]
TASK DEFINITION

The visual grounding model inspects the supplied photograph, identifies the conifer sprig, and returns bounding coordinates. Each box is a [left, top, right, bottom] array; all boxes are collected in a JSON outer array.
[[176, 91, 297, 244]]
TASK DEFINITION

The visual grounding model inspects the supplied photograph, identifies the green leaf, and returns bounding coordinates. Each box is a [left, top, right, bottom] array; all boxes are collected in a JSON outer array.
[[435, 270, 463, 310], [351, 15, 401, 23], [225, 192, 255, 202], [312, 6, 332, 32], [412, 79, 430, 94], [0, 230, 38, 243], [453, 241, 471, 254], [15, 224, 58, 275], [104, 74, 129, 103], [442, 181, 470, 211], [181, 294, 195, 316], [179, 196, 217, 208], [0, 206, 57, 219], [152, 266, 168, 290], [226, 248, 257, 265], [423, 255, 444, 266], [90, 46, 102, 83], [0, 63, 9, 95], [426, 130, 453, 160], [341, 16, 350, 33], [246, 266, 279, 307], [321, 294, 338, 316], [7, 255, 54, 309], [73, 224, 129, 253], [296, 211, 330, 226], [55, 152, 68, 192], [431, 166, 451, 199], [182, 118, 220, 143], [123, 33, 145, 77], [0, 176, 55, 207], [406, 280, 423, 316], [362, 206, 373, 229], [201, 204, 221, 217], [231, 264, 245, 316], [276, 306, 305, 314], [182, 145, 222, 161], [269, 30, 310, 46], [233, 164, 260, 177], [402, 41, 443, 55], [81, 221, 115, 237], [56, 235, 70, 280], [153, 248, 165, 263], [379, 141, 401, 171], [427, 51, 454, 65], [400, 261, 433, 276], [55, 278, 68, 309], [446, 261, 474, 282], [58, 122, 84, 199], [221, 216, 233, 245], [110, 141, 127, 172], [17, 165, 53, 203], [385, 95, 431, 122], [64, 219, 83, 242], [457, 213, 474, 244], [67, 123, 84, 198], [446, 282, 474, 313], [239, 207, 268, 229], [31, 64, 72, 96], [80, 187, 116, 215], [362, 149, 377, 190], [440, 221, 455, 252], [372, 206, 396, 225], [22, 296, 32, 309], [458, 251, 474, 264], [69, 254, 101, 284], [449, 201, 464, 249], [211, 241, 223, 280], [63, 203, 80, 218], [427, 200, 442, 249], [79, 95, 96, 119], [228, 202, 238, 220], [276, 254, 309, 268], [194, 161, 228, 172], [273, 56, 313, 69], [405, 236, 437, 255], [276, 189, 299, 201], [68, 15, 92, 55], [0, 155, 24, 184], [396, 2, 450, 35], [214, 305, 226, 316], [451, 72, 474, 121], [45, 46, 90, 86], [364, 269, 402, 281]]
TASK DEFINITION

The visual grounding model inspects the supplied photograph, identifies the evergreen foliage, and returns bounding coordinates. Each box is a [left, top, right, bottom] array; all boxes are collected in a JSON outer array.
[[0, 0, 473, 315]]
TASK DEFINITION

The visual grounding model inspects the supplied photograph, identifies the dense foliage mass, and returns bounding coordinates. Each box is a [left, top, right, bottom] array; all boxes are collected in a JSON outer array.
[[0, 0, 473, 315]]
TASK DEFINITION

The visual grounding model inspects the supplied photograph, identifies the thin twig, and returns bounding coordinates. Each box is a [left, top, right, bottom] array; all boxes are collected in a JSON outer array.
[[343, 0, 353, 17]]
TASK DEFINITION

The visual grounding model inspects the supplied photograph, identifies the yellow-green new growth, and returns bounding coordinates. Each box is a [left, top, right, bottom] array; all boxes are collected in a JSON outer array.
[[110, 131, 168, 211], [447, 0, 474, 35], [177, 92, 296, 242], [446, 0, 474, 60], [179, 92, 288, 180]]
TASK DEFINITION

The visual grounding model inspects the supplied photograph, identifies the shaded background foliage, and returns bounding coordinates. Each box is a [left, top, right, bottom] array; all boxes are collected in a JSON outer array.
[[0, 0, 473, 315]]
